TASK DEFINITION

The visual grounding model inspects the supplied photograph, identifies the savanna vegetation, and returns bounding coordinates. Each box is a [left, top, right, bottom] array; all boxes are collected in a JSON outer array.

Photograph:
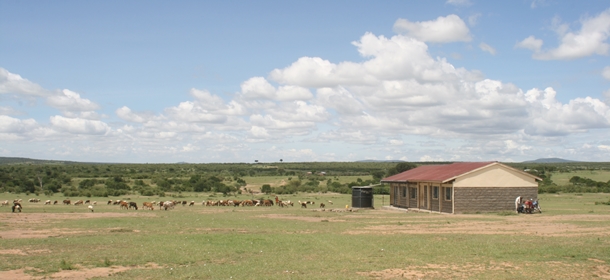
[[1, 158, 610, 278], [1, 158, 610, 199], [0, 192, 609, 279]]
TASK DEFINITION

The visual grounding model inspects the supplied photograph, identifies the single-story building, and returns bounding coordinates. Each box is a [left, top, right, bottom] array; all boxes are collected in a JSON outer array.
[[381, 162, 541, 214]]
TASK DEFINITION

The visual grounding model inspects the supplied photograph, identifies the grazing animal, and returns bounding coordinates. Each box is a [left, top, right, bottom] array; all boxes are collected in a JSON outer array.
[[142, 202, 154, 210], [44, 200, 51, 205], [107, 200, 113, 205], [300, 201, 307, 208], [120, 201, 129, 210], [188, 201, 194, 206], [28, 198, 40, 203], [1, 200, 9, 207], [73, 200, 84, 206], [53, 200, 58, 205], [327, 200, 333, 205], [12, 202, 22, 212], [163, 201, 174, 210], [85, 200, 91, 204], [63, 199, 71, 205], [88, 205, 94, 212], [128, 202, 138, 210], [182, 200, 187, 206], [320, 203, 325, 208], [92, 201, 97, 205]]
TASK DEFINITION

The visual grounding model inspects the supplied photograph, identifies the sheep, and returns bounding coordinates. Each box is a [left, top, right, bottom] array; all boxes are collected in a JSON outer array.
[[12, 202, 22, 212], [88, 205, 94, 212]]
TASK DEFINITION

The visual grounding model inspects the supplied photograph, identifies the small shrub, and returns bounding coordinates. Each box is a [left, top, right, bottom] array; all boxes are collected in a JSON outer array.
[[60, 259, 73, 270]]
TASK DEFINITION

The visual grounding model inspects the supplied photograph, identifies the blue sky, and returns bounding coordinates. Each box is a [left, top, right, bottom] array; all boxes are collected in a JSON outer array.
[[1, 0, 610, 163]]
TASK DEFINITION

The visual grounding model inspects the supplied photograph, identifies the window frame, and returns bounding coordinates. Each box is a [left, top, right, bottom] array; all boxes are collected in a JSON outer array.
[[444, 187, 452, 201], [432, 186, 439, 200], [410, 187, 417, 199]]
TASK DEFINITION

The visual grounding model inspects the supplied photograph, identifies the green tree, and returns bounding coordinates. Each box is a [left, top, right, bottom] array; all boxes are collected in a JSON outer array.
[[395, 162, 417, 173], [261, 184, 272, 194]]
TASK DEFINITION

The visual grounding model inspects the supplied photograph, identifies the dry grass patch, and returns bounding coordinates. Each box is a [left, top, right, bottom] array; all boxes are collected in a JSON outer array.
[[0, 263, 162, 280], [344, 214, 610, 237], [359, 260, 610, 279]]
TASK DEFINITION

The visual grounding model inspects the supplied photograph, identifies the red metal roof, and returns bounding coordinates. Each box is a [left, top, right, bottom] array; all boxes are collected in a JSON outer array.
[[381, 162, 497, 183]]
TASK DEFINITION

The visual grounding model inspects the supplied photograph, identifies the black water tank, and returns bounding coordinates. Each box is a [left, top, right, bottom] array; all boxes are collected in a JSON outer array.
[[352, 186, 374, 208]]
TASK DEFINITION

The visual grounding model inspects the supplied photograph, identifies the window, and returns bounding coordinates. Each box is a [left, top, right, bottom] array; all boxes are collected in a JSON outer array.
[[445, 187, 452, 201], [402, 187, 407, 197], [410, 187, 417, 199], [432, 186, 439, 200]]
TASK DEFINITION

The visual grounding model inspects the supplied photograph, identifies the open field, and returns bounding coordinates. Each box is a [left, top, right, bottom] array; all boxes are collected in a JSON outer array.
[[1, 193, 610, 279], [550, 170, 610, 186]]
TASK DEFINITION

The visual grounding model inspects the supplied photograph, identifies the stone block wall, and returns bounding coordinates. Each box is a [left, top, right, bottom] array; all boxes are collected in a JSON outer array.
[[453, 187, 538, 213]]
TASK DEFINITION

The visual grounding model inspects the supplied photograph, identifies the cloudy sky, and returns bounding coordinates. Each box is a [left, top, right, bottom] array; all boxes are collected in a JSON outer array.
[[1, 0, 610, 163]]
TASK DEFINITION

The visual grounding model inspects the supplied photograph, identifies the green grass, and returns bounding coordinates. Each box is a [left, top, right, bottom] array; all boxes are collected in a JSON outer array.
[[1, 193, 609, 279], [550, 170, 610, 186]]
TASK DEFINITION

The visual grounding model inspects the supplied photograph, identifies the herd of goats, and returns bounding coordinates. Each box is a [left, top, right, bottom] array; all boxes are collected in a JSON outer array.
[[3, 197, 338, 212]]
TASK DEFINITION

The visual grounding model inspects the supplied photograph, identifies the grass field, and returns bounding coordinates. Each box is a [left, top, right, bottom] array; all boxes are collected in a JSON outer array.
[[550, 170, 610, 186], [1, 192, 609, 279]]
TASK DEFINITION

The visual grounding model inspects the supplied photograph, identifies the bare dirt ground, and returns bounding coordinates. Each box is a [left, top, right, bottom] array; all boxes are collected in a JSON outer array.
[[357, 260, 610, 279], [0, 212, 152, 239], [0, 263, 162, 280], [344, 211, 610, 237]]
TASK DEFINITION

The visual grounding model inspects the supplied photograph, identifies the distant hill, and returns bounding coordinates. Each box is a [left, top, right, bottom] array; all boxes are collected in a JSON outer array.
[[522, 158, 578, 163], [0, 157, 77, 165], [357, 160, 406, 163]]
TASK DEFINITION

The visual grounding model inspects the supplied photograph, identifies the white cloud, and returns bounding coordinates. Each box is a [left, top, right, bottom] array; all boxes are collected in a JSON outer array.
[[275, 85, 313, 101], [468, 13, 481, 27], [249, 126, 271, 139], [602, 66, 610, 80], [518, 9, 610, 60], [479, 42, 497, 55], [0, 115, 38, 133], [240, 77, 277, 100], [47, 89, 100, 112], [524, 87, 610, 136], [393, 15, 472, 43], [0, 106, 22, 116], [165, 101, 229, 123], [116, 106, 149, 123], [0, 68, 48, 97], [49, 115, 111, 135], [516, 36, 543, 52], [604, 89, 610, 105], [269, 56, 372, 88], [190, 88, 226, 109], [4, 13, 610, 163]]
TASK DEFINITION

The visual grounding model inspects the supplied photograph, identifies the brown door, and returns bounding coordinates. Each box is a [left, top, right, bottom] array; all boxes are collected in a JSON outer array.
[[419, 185, 427, 209]]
